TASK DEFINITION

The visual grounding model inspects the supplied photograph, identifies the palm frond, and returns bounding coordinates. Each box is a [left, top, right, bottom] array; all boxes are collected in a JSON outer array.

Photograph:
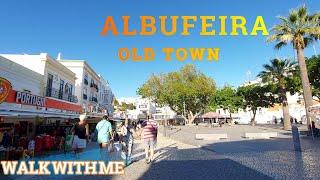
[[275, 42, 288, 49], [269, 5, 320, 50]]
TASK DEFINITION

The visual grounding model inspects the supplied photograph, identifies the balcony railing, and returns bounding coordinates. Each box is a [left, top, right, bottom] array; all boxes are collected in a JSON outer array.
[[84, 79, 88, 85], [45, 87, 78, 103], [90, 97, 98, 103], [90, 82, 99, 92]]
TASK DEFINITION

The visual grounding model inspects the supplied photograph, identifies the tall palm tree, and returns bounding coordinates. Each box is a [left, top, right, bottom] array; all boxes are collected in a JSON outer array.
[[258, 59, 296, 130], [267, 6, 320, 129]]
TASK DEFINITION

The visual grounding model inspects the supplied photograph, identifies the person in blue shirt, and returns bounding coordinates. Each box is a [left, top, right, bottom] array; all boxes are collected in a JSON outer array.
[[96, 114, 112, 161]]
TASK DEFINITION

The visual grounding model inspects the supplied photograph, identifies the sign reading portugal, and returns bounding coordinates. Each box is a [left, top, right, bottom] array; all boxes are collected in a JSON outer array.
[[0, 77, 12, 104]]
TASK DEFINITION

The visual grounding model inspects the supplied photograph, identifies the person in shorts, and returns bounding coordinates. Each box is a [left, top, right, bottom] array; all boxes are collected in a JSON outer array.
[[96, 114, 112, 161], [72, 114, 89, 154], [142, 114, 158, 164]]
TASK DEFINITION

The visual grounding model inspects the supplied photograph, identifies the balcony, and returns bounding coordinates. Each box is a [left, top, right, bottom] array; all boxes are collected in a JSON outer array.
[[45, 87, 78, 103], [90, 82, 99, 92], [84, 79, 88, 85], [90, 97, 98, 103]]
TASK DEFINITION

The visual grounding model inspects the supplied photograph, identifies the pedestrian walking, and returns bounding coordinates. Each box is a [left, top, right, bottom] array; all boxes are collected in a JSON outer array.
[[95, 114, 113, 161], [72, 114, 89, 154], [120, 117, 135, 165], [142, 114, 158, 164]]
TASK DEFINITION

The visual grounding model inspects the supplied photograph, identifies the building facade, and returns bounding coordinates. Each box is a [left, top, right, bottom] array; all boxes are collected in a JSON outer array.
[[1, 53, 78, 105], [99, 75, 114, 115], [232, 79, 311, 124], [58, 59, 114, 116], [153, 106, 177, 121], [0, 56, 82, 140]]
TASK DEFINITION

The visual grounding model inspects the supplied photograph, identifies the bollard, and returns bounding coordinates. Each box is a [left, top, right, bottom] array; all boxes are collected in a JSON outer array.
[[292, 125, 301, 152]]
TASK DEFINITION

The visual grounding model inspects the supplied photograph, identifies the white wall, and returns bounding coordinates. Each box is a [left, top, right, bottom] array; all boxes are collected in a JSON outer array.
[[0, 56, 42, 95], [1, 54, 46, 75]]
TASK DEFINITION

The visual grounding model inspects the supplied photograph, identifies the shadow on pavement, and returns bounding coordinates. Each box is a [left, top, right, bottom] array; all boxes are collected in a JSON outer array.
[[138, 148, 273, 180]]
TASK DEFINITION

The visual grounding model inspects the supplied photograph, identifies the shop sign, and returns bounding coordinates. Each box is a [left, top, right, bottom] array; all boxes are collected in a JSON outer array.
[[0, 77, 12, 104], [16, 91, 46, 107]]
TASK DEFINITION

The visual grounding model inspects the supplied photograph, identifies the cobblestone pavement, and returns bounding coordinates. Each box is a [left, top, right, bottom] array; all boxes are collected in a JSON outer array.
[[2, 134, 275, 180], [2, 124, 319, 180], [113, 134, 272, 180], [163, 125, 320, 180]]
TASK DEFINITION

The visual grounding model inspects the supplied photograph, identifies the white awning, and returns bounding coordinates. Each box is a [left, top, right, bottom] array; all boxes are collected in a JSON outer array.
[[0, 110, 79, 119]]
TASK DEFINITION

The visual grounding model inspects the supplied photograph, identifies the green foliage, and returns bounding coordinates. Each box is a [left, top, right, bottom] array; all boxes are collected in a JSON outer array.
[[308, 55, 320, 101], [137, 64, 216, 116], [257, 58, 296, 103], [207, 86, 242, 114], [267, 6, 320, 50], [288, 55, 320, 101], [117, 102, 136, 111], [237, 84, 276, 120], [113, 99, 120, 106]]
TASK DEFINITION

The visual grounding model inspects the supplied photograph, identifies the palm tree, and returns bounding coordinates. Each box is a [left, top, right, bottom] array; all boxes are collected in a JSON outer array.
[[267, 6, 320, 129], [258, 59, 296, 130]]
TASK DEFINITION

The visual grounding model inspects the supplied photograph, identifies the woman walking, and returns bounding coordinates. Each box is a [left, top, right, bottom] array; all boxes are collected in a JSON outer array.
[[72, 114, 89, 154], [120, 117, 135, 165]]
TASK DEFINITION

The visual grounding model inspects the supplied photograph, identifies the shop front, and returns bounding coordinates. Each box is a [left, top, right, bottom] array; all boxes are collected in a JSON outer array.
[[0, 77, 82, 160]]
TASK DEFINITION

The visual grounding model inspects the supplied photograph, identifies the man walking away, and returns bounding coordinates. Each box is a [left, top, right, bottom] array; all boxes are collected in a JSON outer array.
[[142, 114, 158, 164], [96, 114, 112, 161]]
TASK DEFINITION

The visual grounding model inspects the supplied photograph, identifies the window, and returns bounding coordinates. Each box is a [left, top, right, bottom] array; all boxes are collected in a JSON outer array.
[[46, 74, 53, 96], [84, 74, 88, 85], [65, 83, 69, 94], [83, 88, 88, 100], [59, 79, 64, 99], [69, 84, 73, 95]]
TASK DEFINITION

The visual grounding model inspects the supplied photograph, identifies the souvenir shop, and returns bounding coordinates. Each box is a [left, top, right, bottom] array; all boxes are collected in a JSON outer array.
[[0, 78, 81, 160]]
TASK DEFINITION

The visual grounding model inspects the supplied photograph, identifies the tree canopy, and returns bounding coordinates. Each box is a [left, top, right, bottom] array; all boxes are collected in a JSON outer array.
[[117, 102, 136, 111], [267, 6, 320, 50], [207, 86, 243, 119], [137, 64, 216, 123], [287, 55, 320, 102], [307, 55, 320, 101], [237, 84, 276, 124]]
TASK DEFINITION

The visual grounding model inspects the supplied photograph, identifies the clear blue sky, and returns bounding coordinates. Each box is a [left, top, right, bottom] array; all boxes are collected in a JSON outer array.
[[0, 0, 319, 98]]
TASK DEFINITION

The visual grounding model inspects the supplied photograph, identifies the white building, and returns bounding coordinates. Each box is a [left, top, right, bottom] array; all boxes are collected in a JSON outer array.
[[0, 56, 82, 139], [58, 58, 114, 116], [1, 53, 78, 104], [0, 56, 42, 96], [234, 79, 308, 124], [153, 105, 177, 121], [135, 98, 156, 115], [118, 97, 176, 120], [99, 75, 114, 115]]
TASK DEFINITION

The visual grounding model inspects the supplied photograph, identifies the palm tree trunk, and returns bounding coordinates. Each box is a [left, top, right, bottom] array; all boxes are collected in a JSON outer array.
[[280, 85, 291, 130], [282, 100, 291, 130], [296, 48, 314, 130]]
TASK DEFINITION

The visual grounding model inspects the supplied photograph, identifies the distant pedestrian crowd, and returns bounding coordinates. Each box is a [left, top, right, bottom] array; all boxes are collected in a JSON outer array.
[[69, 113, 158, 166]]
